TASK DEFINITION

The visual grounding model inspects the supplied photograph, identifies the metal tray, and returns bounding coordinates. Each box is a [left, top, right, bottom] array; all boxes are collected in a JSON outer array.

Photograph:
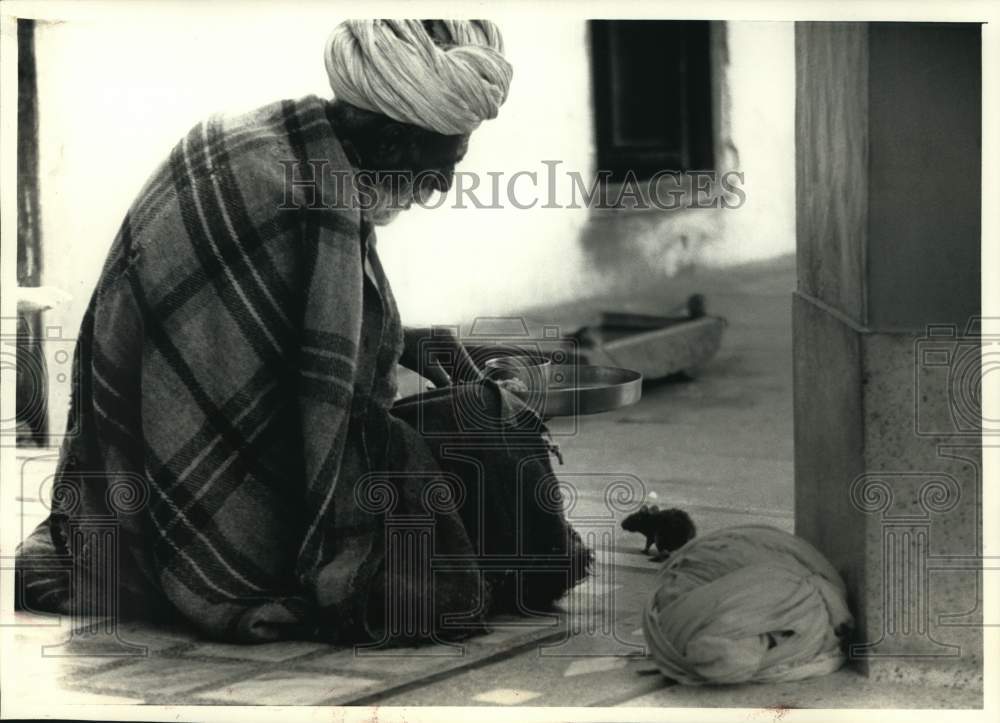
[[392, 364, 643, 420], [532, 364, 643, 418]]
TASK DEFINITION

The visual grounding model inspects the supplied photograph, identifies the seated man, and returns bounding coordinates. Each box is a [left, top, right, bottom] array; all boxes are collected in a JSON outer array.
[[16, 19, 590, 644]]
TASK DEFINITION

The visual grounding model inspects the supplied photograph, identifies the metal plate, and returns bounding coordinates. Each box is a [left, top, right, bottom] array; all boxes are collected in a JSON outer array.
[[392, 364, 643, 419], [533, 364, 643, 418]]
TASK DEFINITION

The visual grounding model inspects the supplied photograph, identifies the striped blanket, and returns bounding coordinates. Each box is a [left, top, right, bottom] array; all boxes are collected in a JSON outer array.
[[16, 96, 590, 643]]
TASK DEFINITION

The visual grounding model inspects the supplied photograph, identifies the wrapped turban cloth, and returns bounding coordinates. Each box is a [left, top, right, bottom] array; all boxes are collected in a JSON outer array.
[[642, 525, 854, 685], [325, 19, 513, 136]]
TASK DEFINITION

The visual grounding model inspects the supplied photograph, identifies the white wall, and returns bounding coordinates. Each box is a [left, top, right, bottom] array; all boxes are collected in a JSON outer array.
[[374, 20, 596, 324], [34, 8, 346, 431], [708, 21, 796, 267]]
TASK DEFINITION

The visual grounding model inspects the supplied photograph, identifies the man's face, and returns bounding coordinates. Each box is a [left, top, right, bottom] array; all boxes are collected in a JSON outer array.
[[369, 135, 470, 226]]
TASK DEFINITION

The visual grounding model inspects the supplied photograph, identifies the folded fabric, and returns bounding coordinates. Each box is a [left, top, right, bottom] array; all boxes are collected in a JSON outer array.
[[642, 524, 853, 685]]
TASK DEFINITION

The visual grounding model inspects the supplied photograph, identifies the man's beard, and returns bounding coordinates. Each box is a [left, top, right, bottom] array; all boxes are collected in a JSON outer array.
[[371, 206, 404, 226], [367, 178, 412, 226]]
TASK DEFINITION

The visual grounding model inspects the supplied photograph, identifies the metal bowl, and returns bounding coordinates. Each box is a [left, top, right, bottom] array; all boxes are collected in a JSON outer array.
[[483, 354, 553, 382]]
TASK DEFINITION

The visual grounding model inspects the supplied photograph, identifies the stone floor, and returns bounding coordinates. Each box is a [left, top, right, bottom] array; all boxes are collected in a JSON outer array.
[[1, 254, 983, 710]]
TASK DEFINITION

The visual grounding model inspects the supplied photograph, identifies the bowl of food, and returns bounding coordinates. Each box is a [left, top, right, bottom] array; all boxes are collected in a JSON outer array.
[[483, 354, 552, 395]]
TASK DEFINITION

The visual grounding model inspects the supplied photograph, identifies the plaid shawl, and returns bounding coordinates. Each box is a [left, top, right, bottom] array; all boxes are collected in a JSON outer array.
[[28, 96, 416, 640], [18, 95, 591, 643]]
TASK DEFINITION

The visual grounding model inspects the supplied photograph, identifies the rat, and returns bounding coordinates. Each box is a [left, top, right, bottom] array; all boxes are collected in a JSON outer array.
[[621, 505, 696, 560]]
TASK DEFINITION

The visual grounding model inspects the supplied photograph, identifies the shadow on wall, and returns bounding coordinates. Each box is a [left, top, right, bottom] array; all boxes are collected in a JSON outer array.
[[579, 205, 725, 290]]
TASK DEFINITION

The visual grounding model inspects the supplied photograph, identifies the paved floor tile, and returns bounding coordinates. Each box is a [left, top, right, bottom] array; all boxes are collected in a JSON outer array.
[[472, 688, 542, 705], [335, 643, 467, 673], [617, 667, 983, 709], [99, 620, 200, 653], [4, 620, 138, 683], [185, 640, 327, 662], [29, 689, 146, 706], [473, 620, 560, 646], [79, 656, 257, 699], [194, 670, 379, 705], [563, 655, 629, 677], [295, 642, 468, 675]]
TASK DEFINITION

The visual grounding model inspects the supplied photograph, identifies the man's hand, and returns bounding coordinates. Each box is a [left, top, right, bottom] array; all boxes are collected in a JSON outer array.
[[400, 326, 484, 388]]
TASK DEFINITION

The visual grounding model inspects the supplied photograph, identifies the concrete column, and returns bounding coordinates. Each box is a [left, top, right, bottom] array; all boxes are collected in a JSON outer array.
[[793, 22, 982, 688]]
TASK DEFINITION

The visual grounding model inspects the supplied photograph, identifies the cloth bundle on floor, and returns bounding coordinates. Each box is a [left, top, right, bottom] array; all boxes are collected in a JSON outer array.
[[642, 525, 853, 685]]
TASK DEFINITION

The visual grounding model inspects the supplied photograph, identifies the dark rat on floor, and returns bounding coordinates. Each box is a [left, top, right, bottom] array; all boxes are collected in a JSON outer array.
[[621, 505, 696, 561]]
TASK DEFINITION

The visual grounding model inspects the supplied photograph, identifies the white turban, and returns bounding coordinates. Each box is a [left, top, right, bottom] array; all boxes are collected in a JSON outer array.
[[642, 525, 854, 685], [324, 19, 513, 136]]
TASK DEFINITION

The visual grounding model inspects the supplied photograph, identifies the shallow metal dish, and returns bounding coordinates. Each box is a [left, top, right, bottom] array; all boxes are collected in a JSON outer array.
[[392, 364, 643, 420], [531, 364, 643, 418]]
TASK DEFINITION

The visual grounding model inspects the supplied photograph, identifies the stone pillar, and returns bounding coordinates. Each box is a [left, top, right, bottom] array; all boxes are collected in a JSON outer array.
[[793, 22, 982, 688]]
